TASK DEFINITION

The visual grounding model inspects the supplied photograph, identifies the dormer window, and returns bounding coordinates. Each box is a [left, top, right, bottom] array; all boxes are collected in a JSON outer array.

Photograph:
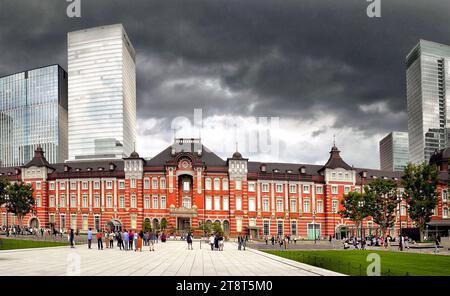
[[76, 168, 81, 172], [273, 169, 280, 173], [64, 165, 70, 172], [261, 164, 266, 172], [362, 171, 367, 178], [300, 167, 306, 174], [87, 168, 92, 171], [109, 163, 115, 171], [287, 169, 293, 174], [98, 167, 104, 171]]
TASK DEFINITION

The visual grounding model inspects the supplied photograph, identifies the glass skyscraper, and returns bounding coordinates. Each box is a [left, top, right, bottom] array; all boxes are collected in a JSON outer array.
[[406, 40, 450, 164], [379, 132, 409, 172], [0, 65, 68, 167], [67, 24, 136, 160]]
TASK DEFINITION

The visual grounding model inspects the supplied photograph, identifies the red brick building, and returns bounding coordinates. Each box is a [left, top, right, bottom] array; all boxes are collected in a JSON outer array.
[[1, 138, 449, 239]]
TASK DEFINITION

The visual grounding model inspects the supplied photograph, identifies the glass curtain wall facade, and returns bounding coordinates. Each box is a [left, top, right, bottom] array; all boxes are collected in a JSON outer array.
[[68, 24, 136, 160], [379, 131, 409, 172], [406, 40, 450, 164], [0, 65, 68, 167]]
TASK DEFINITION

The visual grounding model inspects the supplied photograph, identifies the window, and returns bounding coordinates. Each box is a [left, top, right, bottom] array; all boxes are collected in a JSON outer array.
[[303, 199, 310, 213], [223, 196, 229, 211], [344, 186, 350, 194], [236, 218, 242, 233], [144, 178, 150, 189], [60, 215, 66, 230], [214, 196, 221, 210], [401, 205, 406, 216], [161, 196, 166, 209], [152, 195, 158, 209], [345, 173, 349, 180], [94, 194, 100, 208], [144, 195, 150, 209], [49, 214, 55, 224], [86, 181, 92, 190], [443, 190, 448, 202], [70, 181, 76, 190], [332, 186, 338, 195], [290, 198, 297, 212], [236, 196, 242, 210], [131, 178, 137, 189], [262, 198, 269, 212], [160, 178, 166, 189], [222, 179, 229, 191], [316, 185, 323, 194], [49, 196, 55, 207], [131, 193, 136, 208], [277, 220, 283, 236], [119, 181, 125, 189], [338, 173, 343, 179], [60, 195, 66, 208], [235, 180, 242, 190], [60, 182, 65, 190], [35, 194, 41, 207], [205, 178, 212, 190], [82, 215, 88, 231], [249, 197, 256, 212], [249, 219, 256, 227], [94, 216, 100, 231], [2, 213, 7, 226], [332, 199, 338, 213], [70, 215, 77, 230], [291, 220, 297, 236], [119, 195, 125, 208], [106, 181, 113, 189], [70, 195, 76, 208], [183, 181, 190, 191], [276, 198, 283, 212], [276, 184, 283, 193], [49, 182, 55, 190], [131, 214, 137, 229], [263, 220, 270, 236], [317, 200, 323, 213], [106, 194, 112, 208], [262, 183, 269, 192], [332, 172, 336, 179], [82, 194, 88, 208], [289, 184, 296, 194], [214, 178, 220, 191], [36, 182, 41, 190], [303, 185, 310, 194], [443, 207, 448, 218], [247, 182, 255, 192], [206, 196, 212, 210]]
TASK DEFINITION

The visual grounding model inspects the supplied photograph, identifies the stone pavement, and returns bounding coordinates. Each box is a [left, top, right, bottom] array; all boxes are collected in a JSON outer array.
[[0, 240, 342, 276]]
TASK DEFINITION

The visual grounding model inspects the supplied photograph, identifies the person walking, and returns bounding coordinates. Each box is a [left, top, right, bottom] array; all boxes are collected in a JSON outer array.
[[133, 231, 138, 251], [149, 232, 156, 251], [271, 236, 275, 246], [209, 234, 215, 251], [187, 232, 193, 250], [218, 235, 224, 251], [237, 235, 242, 250], [69, 229, 75, 248], [214, 234, 219, 250], [109, 231, 115, 249], [128, 230, 134, 250], [265, 236, 268, 245], [105, 231, 110, 249], [123, 230, 129, 251], [434, 236, 440, 254], [136, 231, 143, 252], [117, 231, 123, 250], [284, 236, 288, 250], [97, 230, 103, 250], [87, 228, 93, 249]]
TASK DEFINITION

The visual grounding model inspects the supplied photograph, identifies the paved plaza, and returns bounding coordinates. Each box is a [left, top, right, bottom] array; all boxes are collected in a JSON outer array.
[[0, 240, 342, 276]]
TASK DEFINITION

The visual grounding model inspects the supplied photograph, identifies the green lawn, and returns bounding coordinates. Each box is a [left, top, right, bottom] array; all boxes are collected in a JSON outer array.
[[0, 238, 68, 250], [265, 250, 450, 276]]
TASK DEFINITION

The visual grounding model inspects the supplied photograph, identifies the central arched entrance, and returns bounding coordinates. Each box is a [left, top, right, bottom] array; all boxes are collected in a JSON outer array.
[[107, 219, 122, 232], [29, 217, 39, 229]]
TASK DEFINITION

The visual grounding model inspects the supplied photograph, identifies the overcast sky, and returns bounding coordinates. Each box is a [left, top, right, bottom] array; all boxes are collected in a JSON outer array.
[[1, 0, 450, 169]]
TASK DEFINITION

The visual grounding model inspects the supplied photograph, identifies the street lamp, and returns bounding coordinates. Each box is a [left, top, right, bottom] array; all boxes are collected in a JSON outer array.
[[312, 209, 316, 244], [397, 195, 402, 239], [358, 200, 364, 247]]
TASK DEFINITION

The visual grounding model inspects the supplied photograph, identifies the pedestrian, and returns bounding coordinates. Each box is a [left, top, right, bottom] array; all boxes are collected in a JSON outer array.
[[399, 235, 404, 251], [237, 235, 242, 250], [187, 232, 193, 250], [128, 230, 134, 250], [97, 230, 103, 250], [209, 234, 215, 251], [87, 228, 93, 249], [69, 228, 75, 248], [265, 236, 268, 245], [271, 236, 275, 246], [133, 231, 138, 251], [284, 236, 288, 250], [137, 231, 143, 252], [149, 232, 156, 251], [218, 235, 224, 251], [404, 236, 409, 250], [109, 231, 115, 248], [117, 231, 124, 250], [435, 236, 440, 254], [214, 234, 219, 250], [105, 231, 110, 249], [123, 229, 129, 250]]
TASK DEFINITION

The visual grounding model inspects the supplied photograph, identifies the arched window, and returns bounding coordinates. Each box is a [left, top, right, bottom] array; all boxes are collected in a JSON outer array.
[[214, 178, 220, 191], [444, 207, 449, 218], [223, 220, 230, 234], [205, 178, 212, 190]]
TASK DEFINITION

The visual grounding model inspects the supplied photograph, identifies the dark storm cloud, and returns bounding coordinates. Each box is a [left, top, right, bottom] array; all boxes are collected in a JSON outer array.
[[1, 0, 450, 136]]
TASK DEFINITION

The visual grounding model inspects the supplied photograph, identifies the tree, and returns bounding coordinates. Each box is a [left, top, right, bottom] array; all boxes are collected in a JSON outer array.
[[4, 182, 34, 228], [0, 177, 8, 206], [160, 218, 168, 231], [212, 221, 224, 236], [339, 191, 370, 238], [364, 178, 400, 236], [142, 218, 152, 232], [401, 162, 438, 241]]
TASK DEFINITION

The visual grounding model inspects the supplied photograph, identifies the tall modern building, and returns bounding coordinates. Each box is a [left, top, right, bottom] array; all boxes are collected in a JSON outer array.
[[406, 39, 450, 164], [67, 24, 136, 160], [0, 65, 68, 167], [379, 132, 409, 172]]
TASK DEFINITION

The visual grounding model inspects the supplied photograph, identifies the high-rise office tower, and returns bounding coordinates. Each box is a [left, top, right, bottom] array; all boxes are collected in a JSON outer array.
[[406, 39, 450, 164], [379, 132, 409, 172], [67, 24, 136, 160], [0, 65, 68, 167]]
